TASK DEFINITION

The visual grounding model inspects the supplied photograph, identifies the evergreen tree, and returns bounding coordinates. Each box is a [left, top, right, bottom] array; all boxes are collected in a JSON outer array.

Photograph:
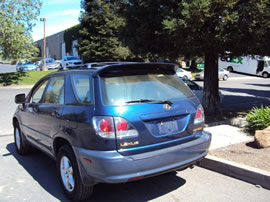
[[78, 0, 129, 62], [119, 0, 270, 113]]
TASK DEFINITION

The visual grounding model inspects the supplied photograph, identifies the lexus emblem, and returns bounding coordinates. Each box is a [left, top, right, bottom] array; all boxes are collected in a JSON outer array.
[[163, 104, 171, 110]]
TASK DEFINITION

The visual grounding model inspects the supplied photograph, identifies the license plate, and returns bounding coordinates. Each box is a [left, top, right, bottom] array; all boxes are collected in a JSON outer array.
[[158, 120, 178, 134]]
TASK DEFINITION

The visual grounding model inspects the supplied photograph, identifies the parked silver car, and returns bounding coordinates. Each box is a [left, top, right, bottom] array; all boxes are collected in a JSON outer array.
[[195, 68, 230, 81], [39, 58, 60, 70]]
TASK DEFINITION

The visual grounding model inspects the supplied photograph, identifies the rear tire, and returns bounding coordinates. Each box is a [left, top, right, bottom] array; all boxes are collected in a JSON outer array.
[[14, 121, 31, 155], [262, 72, 269, 78], [57, 145, 93, 201], [227, 66, 233, 72]]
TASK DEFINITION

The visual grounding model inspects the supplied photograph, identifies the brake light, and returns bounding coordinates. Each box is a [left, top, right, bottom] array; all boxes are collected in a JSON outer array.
[[194, 104, 204, 124], [93, 116, 138, 139], [100, 118, 114, 132]]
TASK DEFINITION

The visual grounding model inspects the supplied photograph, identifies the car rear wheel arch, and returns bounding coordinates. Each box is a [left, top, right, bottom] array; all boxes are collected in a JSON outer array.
[[227, 66, 233, 72], [53, 137, 72, 157]]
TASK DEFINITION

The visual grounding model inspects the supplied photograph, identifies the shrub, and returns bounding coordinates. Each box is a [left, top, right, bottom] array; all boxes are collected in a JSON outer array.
[[246, 106, 270, 132]]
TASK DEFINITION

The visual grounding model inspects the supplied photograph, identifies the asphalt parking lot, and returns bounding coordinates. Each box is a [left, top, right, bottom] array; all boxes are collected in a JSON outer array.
[[0, 74, 269, 201]]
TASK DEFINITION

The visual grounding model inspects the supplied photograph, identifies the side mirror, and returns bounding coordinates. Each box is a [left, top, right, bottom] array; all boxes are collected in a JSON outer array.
[[15, 94, 26, 104]]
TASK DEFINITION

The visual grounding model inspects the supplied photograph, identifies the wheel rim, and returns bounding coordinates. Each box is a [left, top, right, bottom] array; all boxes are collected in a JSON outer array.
[[60, 156, 75, 192], [263, 73, 268, 78], [15, 128, 21, 150]]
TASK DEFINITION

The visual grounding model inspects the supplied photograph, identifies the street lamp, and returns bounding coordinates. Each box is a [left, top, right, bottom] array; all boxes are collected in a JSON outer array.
[[40, 17, 47, 71]]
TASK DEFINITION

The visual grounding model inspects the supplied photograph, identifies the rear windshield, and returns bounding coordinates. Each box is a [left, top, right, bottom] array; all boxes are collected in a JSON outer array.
[[100, 74, 194, 105]]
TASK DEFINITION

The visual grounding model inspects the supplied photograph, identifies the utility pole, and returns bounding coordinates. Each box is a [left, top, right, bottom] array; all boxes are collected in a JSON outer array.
[[40, 17, 47, 71]]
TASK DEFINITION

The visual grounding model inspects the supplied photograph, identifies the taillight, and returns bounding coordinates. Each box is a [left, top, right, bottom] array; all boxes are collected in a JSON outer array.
[[116, 119, 128, 131], [194, 104, 204, 124], [114, 117, 138, 139], [93, 116, 115, 138], [93, 116, 138, 139]]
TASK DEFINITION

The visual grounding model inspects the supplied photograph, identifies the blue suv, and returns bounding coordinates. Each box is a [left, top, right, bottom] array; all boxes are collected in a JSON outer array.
[[13, 63, 211, 201]]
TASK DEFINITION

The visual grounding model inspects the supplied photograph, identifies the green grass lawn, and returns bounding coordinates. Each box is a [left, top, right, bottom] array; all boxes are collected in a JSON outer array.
[[0, 70, 56, 86]]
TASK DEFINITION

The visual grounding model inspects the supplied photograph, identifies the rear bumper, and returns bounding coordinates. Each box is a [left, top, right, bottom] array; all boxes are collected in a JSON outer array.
[[73, 131, 211, 185]]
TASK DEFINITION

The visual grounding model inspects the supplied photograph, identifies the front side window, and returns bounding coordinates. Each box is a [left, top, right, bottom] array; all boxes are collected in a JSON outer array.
[[101, 74, 193, 105], [43, 76, 64, 104], [31, 80, 49, 103], [71, 74, 93, 104]]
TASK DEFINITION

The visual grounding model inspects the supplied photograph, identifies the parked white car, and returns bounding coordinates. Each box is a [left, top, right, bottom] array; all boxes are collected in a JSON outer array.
[[61, 56, 82, 69], [176, 68, 192, 80]]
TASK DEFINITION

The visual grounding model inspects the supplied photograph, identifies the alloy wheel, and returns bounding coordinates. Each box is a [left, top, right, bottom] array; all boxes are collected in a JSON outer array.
[[60, 156, 75, 192]]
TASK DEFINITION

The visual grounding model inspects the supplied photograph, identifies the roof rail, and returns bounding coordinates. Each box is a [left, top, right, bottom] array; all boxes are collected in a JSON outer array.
[[57, 61, 134, 71]]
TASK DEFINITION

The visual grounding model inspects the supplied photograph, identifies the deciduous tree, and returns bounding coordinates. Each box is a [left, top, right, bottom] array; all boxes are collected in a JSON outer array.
[[0, 0, 41, 59]]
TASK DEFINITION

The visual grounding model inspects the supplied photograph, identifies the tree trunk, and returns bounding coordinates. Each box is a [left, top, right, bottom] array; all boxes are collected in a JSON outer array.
[[189, 59, 197, 71], [203, 51, 221, 113]]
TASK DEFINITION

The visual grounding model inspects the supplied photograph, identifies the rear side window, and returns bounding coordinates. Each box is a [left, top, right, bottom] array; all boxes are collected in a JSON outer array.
[[100, 74, 193, 105], [43, 76, 65, 104], [71, 74, 93, 104]]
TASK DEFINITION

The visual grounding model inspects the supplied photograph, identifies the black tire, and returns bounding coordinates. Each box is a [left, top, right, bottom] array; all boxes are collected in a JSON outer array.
[[57, 145, 93, 201], [227, 66, 233, 72], [183, 76, 188, 81], [262, 72, 269, 78], [14, 121, 31, 155], [223, 74, 228, 81]]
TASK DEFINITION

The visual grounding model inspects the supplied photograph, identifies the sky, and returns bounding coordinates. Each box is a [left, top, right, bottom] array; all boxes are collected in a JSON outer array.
[[32, 0, 81, 41]]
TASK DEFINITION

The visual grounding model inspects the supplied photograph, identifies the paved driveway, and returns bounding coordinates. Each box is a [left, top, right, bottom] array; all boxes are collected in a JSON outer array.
[[0, 64, 16, 73], [0, 78, 270, 201]]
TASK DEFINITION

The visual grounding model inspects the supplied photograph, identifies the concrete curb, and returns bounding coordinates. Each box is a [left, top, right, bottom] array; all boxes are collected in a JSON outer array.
[[200, 155, 270, 190]]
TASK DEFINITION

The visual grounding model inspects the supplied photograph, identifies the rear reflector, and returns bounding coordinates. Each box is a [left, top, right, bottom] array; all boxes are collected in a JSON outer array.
[[82, 158, 92, 164], [128, 176, 145, 181]]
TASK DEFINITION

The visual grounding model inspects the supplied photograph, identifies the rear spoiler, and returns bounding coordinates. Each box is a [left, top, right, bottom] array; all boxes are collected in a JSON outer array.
[[92, 62, 178, 78]]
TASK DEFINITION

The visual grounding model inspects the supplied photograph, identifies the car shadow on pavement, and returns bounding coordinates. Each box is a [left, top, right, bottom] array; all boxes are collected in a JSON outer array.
[[220, 90, 270, 111], [6, 143, 186, 201], [6, 143, 69, 201]]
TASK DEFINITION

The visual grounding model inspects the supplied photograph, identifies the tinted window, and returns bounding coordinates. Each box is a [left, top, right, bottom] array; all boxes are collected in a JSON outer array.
[[67, 56, 79, 60], [101, 74, 193, 105], [32, 80, 48, 103], [43, 76, 64, 104], [184, 79, 200, 90], [71, 74, 92, 104]]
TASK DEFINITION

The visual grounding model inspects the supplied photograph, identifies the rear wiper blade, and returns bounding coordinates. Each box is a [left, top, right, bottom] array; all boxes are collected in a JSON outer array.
[[125, 99, 172, 105]]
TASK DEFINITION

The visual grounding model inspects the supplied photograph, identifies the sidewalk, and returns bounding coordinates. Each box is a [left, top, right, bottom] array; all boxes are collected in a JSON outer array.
[[200, 124, 270, 190]]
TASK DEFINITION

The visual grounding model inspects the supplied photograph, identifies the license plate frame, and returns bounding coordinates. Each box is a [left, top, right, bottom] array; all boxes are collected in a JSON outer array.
[[157, 120, 179, 134]]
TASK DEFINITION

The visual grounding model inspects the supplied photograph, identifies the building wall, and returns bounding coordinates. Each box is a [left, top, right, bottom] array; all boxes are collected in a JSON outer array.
[[36, 29, 79, 60]]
